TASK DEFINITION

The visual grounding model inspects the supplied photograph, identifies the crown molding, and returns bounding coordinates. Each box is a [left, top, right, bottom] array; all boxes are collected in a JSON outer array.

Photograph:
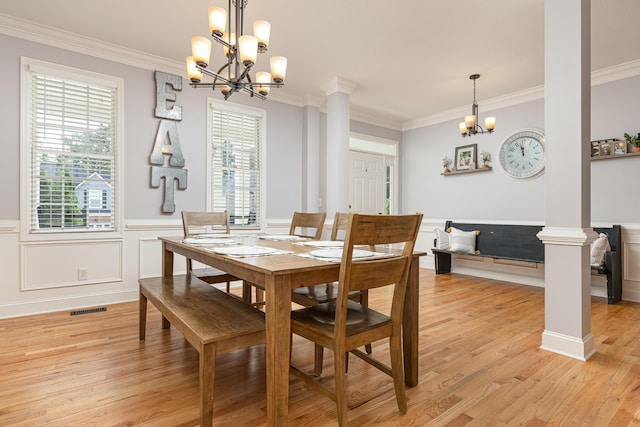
[[402, 59, 640, 131], [3, 13, 639, 133]]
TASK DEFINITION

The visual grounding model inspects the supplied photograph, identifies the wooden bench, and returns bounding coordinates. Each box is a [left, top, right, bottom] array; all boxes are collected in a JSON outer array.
[[432, 221, 623, 304], [139, 274, 265, 427]]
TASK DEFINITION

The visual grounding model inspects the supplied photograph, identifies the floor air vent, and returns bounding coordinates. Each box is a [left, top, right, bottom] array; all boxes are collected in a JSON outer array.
[[70, 307, 107, 316]]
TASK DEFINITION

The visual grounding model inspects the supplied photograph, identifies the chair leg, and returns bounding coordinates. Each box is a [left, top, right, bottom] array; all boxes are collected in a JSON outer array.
[[334, 348, 349, 426], [225, 280, 231, 293], [242, 281, 253, 303], [365, 343, 372, 354], [389, 333, 407, 413], [314, 344, 324, 376]]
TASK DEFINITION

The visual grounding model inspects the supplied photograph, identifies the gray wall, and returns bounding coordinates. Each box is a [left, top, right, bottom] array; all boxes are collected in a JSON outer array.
[[401, 75, 640, 224], [0, 33, 305, 222]]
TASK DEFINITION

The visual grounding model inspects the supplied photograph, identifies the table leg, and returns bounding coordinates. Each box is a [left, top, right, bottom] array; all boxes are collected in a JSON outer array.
[[265, 275, 291, 426], [403, 255, 420, 387], [161, 241, 174, 329], [139, 291, 147, 341], [162, 241, 174, 277]]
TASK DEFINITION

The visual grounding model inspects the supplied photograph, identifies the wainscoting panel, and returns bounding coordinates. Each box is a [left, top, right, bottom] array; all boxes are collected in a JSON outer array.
[[21, 240, 123, 291]]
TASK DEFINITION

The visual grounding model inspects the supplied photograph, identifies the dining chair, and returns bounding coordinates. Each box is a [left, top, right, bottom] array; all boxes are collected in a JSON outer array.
[[291, 212, 371, 375], [181, 211, 244, 296], [289, 212, 423, 426], [289, 211, 326, 239], [251, 211, 328, 308]]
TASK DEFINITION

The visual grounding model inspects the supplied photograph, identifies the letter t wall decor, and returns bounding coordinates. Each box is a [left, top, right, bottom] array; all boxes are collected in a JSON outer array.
[[150, 71, 188, 213]]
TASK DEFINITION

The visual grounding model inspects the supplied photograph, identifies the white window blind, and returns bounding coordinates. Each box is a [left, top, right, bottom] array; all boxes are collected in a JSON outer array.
[[28, 66, 117, 232], [209, 104, 263, 228]]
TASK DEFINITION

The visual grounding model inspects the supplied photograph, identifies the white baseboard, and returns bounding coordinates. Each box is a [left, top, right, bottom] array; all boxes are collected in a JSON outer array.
[[0, 289, 138, 320]]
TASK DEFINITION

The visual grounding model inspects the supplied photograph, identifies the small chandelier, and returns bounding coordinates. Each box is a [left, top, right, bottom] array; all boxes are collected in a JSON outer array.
[[459, 74, 496, 137], [186, 0, 287, 100]]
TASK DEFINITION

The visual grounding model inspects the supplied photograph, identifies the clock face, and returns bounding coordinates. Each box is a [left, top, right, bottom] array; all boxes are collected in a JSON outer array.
[[498, 129, 545, 179]]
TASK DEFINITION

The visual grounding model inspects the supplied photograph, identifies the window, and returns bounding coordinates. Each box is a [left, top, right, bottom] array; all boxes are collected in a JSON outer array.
[[21, 58, 122, 238], [207, 100, 265, 229]]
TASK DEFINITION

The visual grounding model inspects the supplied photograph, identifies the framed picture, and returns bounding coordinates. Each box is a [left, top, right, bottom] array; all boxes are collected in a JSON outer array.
[[455, 144, 477, 170], [613, 140, 627, 155], [599, 140, 613, 157], [591, 140, 601, 157]]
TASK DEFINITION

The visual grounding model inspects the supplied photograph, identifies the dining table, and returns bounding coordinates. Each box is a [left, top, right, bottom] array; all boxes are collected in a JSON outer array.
[[159, 234, 424, 426]]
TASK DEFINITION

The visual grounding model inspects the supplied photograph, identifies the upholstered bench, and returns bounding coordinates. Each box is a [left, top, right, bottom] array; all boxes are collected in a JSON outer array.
[[139, 274, 265, 426], [431, 221, 622, 304]]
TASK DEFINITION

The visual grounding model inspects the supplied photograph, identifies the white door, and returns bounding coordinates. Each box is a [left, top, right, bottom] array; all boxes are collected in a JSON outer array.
[[349, 150, 385, 213]]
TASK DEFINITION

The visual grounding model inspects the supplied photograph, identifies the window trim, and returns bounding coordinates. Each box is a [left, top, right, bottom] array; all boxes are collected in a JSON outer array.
[[20, 57, 124, 241], [206, 98, 266, 230]]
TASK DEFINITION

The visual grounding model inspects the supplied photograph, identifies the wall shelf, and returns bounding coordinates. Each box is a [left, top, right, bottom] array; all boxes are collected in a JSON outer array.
[[442, 166, 492, 176], [591, 151, 640, 161]]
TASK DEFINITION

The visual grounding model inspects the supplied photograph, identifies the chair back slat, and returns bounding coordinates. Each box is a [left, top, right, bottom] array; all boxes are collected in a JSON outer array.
[[182, 211, 231, 237], [337, 213, 422, 321], [347, 257, 408, 292], [289, 212, 326, 239], [330, 212, 350, 241]]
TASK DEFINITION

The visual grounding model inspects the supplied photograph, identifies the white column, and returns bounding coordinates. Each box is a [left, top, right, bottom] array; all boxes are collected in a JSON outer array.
[[302, 96, 322, 212], [323, 77, 356, 219], [537, 0, 597, 360]]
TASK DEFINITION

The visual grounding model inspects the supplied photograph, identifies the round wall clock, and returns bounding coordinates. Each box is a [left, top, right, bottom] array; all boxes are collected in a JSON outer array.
[[498, 129, 546, 180]]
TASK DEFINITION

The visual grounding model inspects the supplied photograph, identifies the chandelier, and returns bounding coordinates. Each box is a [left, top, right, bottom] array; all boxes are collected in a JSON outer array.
[[186, 0, 287, 100], [459, 74, 496, 137]]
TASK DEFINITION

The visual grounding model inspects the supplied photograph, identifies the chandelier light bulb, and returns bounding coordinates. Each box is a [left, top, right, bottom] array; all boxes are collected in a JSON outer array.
[[239, 35, 258, 67], [459, 122, 469, 135], [253, 20, 271, 52], [208, 6, 226, 38], [186, 56, 203, 83], [223, 32, 236, 57], [256, 71, 272, 95], [191, 36, 212, 67], [270, 56, 287, 83], [464, 115, 476, 130], [485, 117, 496, 131]]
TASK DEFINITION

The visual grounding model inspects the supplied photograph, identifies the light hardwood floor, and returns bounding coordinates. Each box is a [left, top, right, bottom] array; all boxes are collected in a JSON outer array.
[[2, 270, 640, 426]]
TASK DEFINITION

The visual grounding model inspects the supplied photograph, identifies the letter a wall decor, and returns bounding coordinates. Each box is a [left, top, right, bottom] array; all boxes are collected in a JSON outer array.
[[150, 71, 188, 213]]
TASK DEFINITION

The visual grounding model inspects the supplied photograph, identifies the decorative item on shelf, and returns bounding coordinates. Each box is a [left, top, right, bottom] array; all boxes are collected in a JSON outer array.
[[442, 156, 452, 173], [624, 132, 640, 153], [480, 150, 492, 168], [454, 144, 478, 171], [459, 74, 496, 137], [186, 0, 287, 100]]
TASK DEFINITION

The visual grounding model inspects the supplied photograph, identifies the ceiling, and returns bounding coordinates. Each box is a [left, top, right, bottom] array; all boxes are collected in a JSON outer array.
[[1, 0, 638, 129]]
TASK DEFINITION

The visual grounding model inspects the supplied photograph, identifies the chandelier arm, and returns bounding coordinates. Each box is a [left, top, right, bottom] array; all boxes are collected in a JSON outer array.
[[242, 85, 267, 100], [199, 67, 233, 85]]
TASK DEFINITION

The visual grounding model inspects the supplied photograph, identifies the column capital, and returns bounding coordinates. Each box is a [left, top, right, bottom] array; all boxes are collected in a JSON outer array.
[[536, 227, 599, 246], [322, 76, 357, 96]]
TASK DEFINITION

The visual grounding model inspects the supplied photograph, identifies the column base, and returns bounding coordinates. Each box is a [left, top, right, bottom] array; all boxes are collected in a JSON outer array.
[[540, 330, 595, 361]]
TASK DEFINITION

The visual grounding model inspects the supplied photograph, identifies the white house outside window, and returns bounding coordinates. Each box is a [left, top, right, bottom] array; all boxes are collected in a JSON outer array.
[[20, 57, 122, 238], [207, 100, 265, 229]]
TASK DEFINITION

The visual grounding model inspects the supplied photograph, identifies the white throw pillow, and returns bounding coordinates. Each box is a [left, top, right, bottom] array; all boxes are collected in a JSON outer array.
[[434, 228, 450, 250], [448, 227, 479, 254], [590, 233, 610, 267]]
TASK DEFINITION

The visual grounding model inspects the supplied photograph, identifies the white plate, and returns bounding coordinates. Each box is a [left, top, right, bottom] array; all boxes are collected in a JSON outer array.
[[184, 238, 235, 245], [303, 240, 344, 248], [213, 246, 278, 256], [309, 249, 374, 259], [198, 233, 234, 238], [259, 234, 305, 241]]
